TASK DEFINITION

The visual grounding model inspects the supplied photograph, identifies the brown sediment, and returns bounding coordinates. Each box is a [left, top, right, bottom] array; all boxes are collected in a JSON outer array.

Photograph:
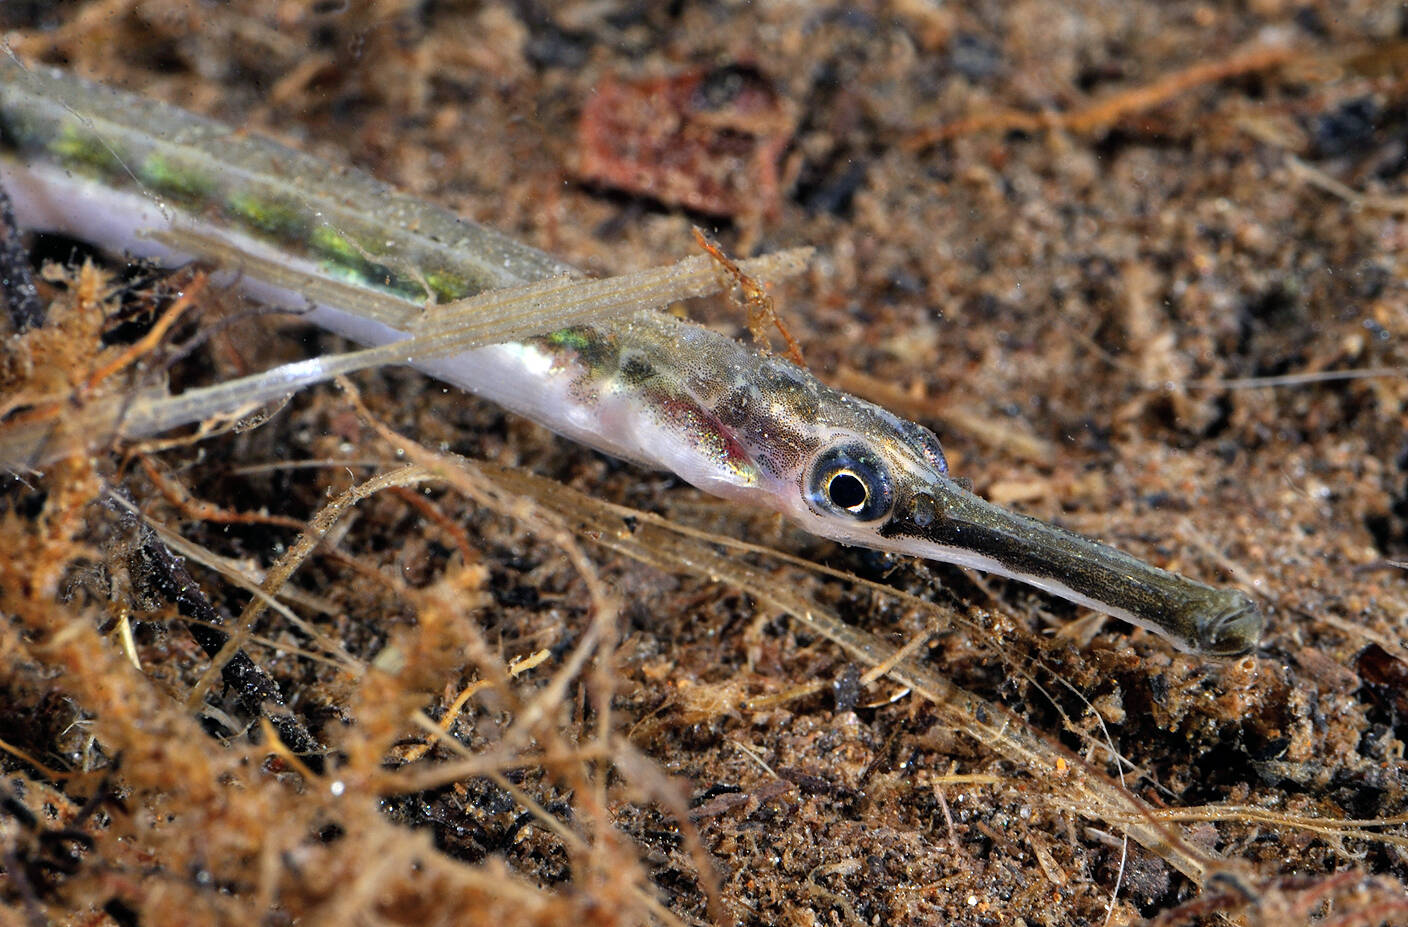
[[2, 2, 1407, 926]]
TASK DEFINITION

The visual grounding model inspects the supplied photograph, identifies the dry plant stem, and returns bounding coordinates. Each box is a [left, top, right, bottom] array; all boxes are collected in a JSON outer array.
[[0, 738, 72, 780], [132, 504, 344, 622], [258, 717, 318, 781], [402, 664, 531, 765], [1285, 152, 1408, 215], [119, 493, 360, 674], [692, 226, 805, 366], [184, 463, 435, 711], [156, 223, 810, 338], [139, 455, 307, 531], [1154, 806, 1408, 850], [114, 491, 322, 756], [78, 271, 206, 394], [904, 42, 1302, 148], [387, 484, 479, 565], [1183, 365, 1408, 390]]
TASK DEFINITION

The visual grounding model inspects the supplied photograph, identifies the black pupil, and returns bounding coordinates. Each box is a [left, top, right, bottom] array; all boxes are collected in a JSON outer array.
[[828, 472, 868, 510]]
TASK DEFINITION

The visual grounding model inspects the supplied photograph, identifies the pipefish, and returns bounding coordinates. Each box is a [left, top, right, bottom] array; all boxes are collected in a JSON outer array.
[[0, 59, 1263, 656]]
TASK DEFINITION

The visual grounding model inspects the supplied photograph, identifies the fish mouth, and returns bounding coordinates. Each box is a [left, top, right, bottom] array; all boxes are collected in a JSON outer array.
[[1194, 593, 1264, 657], [878, 479, 1268, 656]]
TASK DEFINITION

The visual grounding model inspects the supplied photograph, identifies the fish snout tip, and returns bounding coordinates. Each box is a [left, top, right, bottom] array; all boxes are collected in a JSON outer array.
[[1195, 592, 1265, 657]]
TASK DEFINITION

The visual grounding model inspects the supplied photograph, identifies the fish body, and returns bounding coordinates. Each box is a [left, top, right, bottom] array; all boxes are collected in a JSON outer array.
[[0, 59, 1263, 655]]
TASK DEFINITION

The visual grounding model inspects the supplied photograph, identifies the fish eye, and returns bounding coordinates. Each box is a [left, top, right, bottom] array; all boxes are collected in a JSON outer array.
[[806, 443, 893, 522], [827, 470, 868, 510]]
